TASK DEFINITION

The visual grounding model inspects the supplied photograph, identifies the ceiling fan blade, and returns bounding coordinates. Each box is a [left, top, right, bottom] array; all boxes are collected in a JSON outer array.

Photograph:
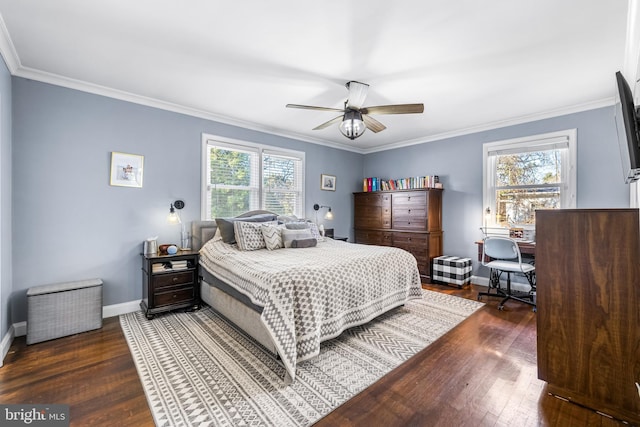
[[360, 103, 424, 115], [286, 104, 344, 112], [313, 115, 344, 130], [362, 114, 386, 133], [345, 81, 369, 109]]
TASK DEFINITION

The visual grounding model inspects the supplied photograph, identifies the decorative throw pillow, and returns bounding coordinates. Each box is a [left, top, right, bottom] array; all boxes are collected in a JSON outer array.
[[277, 214, 298, 224], [261, 223, 284, 250], [234, 221, 268, 251], [307, 222, 321, 240], [215, 213, 277, 244], [284, 221, 309, 230], [290, 238, 318, 248], [285, 221, 321, 240], [281, 228, 314, 248]]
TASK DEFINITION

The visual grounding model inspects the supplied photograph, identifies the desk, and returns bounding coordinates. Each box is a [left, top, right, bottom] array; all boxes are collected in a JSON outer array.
[[476, 240, 536, 261]]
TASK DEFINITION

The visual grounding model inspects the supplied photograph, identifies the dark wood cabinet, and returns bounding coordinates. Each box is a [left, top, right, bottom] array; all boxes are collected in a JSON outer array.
[[536, 209, 640, 425], [141, 250, 200, 319], [354, 189, 443, 280]]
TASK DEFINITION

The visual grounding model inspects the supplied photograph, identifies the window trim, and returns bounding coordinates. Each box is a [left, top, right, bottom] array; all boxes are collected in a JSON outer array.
[[200, 134, 305, 220], [482, 129, 577, 227]]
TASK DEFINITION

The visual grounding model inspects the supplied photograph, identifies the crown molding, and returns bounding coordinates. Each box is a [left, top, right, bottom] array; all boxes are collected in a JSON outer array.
[[360, 97, 615, 154], [0, 12, 19, 73]]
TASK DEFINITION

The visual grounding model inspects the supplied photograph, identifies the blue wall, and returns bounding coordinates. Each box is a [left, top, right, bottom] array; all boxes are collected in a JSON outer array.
[[364, 106, 628, 273], [0, 57, 11, 341], [7, 77, 630, 327], [10, 78, 363, 323]]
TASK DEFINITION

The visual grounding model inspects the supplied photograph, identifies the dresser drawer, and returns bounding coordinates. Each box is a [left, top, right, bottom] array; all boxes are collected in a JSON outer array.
[[392, 232, 428, 249], [154, 286, 195, 307], [392, 217, 427, 230], [392, 191, 426, 207], [152, 270, 195, 289], [355, 230, 393, 246]]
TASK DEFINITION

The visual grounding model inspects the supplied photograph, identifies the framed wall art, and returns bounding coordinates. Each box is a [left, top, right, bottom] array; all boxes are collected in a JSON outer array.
[[110, 152, 144, 188], [321, 174, 336, 191]]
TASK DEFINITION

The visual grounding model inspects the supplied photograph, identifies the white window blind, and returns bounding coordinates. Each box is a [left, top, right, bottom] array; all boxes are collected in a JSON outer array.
[[201, 136, 305, 219], [483, 130, 576, 227]]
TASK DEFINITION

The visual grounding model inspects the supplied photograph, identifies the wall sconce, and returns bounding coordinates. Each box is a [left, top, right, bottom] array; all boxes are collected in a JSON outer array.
[[167, 200, 184, 224], [313, 203, 334, 220]]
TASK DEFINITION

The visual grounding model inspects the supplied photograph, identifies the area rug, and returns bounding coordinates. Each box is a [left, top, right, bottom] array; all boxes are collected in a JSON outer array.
[[120, 289, 483, 427]]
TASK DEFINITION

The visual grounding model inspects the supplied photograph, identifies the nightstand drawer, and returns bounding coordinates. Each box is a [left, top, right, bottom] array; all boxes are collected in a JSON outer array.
[[153, 271, 195, 289], [154, 286, 195, 307]]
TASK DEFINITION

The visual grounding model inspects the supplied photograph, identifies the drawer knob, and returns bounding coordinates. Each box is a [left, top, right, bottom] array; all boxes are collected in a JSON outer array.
[[172, 277, 178, 282]]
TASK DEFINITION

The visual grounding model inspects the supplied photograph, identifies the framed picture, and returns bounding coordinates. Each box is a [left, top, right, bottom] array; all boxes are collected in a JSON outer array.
[[110, 152, 144, 188], [321, 174, 336, 191]]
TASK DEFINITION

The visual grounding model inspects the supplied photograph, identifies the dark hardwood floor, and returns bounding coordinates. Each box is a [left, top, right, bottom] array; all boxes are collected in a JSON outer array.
[[0, 284, 626, 426]]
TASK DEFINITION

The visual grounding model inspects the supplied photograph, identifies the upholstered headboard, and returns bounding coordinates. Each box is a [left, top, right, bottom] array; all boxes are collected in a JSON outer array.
[[190, 210, 279, 250]]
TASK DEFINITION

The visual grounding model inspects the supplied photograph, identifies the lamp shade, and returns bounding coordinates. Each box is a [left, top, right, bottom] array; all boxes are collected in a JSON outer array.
[[339, 110, 366, 140]]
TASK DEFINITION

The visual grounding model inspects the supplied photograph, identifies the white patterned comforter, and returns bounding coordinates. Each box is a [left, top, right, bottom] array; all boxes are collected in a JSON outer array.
[[199, 238, 423, 382]]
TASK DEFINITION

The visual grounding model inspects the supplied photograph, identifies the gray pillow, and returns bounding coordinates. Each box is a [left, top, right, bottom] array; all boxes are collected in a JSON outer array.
[[290, 238, 317, 248], [282, 228, 313, 248], [285, 222, 310, 230], [215, 213, 277, 244]]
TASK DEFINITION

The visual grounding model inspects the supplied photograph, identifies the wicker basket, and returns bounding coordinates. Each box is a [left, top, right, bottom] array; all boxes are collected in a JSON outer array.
[[27, 278, 103, 345]]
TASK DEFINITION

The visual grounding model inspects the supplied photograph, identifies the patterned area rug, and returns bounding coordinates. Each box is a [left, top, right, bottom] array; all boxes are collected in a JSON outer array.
[[120, 289, 483, 426]]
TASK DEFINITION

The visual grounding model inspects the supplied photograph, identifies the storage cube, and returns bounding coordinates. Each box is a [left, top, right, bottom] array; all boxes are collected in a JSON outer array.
[[432, 256, 472, 288], [27, 278, 103, 345]]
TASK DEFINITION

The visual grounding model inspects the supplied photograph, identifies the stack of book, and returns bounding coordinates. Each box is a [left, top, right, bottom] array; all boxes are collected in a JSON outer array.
[[170, 260, 189, 270], [362, 175, 441, 192], [152, 262, 171, 273]]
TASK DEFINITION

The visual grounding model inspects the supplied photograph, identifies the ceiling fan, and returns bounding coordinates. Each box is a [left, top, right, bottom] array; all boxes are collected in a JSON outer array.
[[286, 81, 424, 140]]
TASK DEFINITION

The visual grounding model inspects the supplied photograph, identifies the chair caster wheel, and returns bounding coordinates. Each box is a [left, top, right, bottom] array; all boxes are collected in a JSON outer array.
[[477, 295, 482, 300], [532, 307, 537, 313], [498, 305, 504, 311]]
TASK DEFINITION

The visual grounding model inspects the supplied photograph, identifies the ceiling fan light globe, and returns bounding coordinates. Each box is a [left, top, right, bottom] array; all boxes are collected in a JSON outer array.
[[339, 111, 366, 140]]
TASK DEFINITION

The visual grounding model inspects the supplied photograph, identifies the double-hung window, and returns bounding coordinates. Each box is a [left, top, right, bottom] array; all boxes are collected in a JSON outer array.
[[201, 135, 305, 219], [483, 129, 576, 227]]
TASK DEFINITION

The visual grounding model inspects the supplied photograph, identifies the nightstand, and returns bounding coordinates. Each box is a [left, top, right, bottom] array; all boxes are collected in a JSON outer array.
[[324, 228, 347, 242], [140, 250, 200, 319]]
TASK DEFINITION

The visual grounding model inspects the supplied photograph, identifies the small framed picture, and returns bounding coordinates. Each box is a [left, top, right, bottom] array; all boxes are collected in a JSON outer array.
[[110, 152, 144, 188], [321, 174, 336, 191]]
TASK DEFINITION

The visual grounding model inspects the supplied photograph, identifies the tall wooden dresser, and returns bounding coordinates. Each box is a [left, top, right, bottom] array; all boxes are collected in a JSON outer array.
[[536, 209, 640, 425], [353, 188, 443, 280]]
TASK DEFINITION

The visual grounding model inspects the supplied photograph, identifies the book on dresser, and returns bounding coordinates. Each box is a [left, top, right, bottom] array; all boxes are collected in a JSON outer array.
[[353, 188, 443, 280]]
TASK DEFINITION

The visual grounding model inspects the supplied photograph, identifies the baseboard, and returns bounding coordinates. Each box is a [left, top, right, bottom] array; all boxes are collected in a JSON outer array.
[[1, 299, 141, 365], [102, 299, 141, 319]]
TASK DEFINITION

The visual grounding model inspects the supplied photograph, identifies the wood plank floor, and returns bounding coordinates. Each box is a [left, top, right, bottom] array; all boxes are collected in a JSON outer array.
[[0, 284, 626, 426]]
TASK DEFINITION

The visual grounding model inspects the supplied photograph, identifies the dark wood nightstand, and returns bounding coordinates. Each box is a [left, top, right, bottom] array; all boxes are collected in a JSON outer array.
[[141, 250, 200, 319], [324, 228, 348, 241]]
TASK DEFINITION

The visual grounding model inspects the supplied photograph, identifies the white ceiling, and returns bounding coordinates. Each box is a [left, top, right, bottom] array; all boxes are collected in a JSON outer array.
[[0, 0, 632, 153]]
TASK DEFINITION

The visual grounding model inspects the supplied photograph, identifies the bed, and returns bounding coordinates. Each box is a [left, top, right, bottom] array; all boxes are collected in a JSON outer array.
[[192, 211, 423, 383]]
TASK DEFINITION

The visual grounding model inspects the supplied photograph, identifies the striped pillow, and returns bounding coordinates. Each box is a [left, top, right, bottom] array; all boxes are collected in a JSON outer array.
[[261, 224, 283, 250]]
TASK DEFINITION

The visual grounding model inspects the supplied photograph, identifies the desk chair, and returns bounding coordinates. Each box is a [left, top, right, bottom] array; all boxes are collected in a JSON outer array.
[[478, 236, 536, 311]]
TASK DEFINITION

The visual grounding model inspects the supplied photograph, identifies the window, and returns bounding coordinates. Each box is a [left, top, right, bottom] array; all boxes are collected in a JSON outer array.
[[483, 129, 576, 227], [201, 135, 305, 219]]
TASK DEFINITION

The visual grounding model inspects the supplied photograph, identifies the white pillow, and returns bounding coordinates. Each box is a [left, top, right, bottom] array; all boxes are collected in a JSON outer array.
[[261, 223, 284, 250], [282, 228, 314, 248], [234, 221, 267, 251]]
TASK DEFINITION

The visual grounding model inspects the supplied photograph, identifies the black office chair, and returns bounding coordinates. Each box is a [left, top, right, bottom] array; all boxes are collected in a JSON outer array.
[[478, 236, 536, 311]]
